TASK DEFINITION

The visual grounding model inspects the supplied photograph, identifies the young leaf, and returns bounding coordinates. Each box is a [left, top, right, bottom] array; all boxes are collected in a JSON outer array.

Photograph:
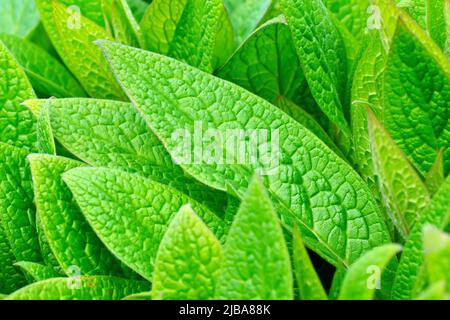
[[140, 0, 222, 72], [63, 167, 227, 281], [0, 228, 27, 294], [29, 154, 136, 278], [223, 0, 274, 45], [152, 205, 223, 300], [216, 176, 293, 299], [392, 177, 450, 299], [0, 142, 41, 263], [126, 0, 149, 21], [422, 225, 450, 290], [0, 42, 36, 150], [338, 244, 402, 300], [368, 111, 430, 239], [383, 14, 450, 176], [34, 103, 56, 155], [35, 0, 126, 100], [14, 261, 62, 282], [281, 0, 350, 135], [0, 1, 39, 38], [6, 276, 150, 300], [99, 41, 391, 268], [292, 226, 327, 300], [0, 34, 86, 98]]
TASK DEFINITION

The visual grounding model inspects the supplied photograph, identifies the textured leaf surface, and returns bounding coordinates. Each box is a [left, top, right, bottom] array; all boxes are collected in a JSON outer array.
[[7, 276, 150, 300], [0, 227, 27, 293], [323, 0, 370, 38], [292, 226, 327, 300], [63, 167, 226, 281], [0, 142, 41, 262], [422, 226, 450, 290], [14, 261, 62, 282], [152, 205, 223, 300], [99, 41, 391, 268], [29, 154, 135, 278], [281, 0, 349, 135], [35, 0, 126, 100], [339, 244, 402, 300], [0, 42, 36, 150], [140, 0, 221, 71], [0, 0, 39, 38], [427, 0, 447, 49], [216, 176, 292, 299], [368, 111, 430, 239], [34, 103, 56, 155], [392, 177, 450, 299], [104, 0, 142, 47], [0, 34, 86, 98], [383, 15, 450, 176]]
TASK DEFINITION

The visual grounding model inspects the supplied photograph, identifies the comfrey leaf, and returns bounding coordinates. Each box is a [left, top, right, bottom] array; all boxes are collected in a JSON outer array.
[[0, 227, 27, 294], [6, 276, 150, 300], [63, 167, 227, 281], [152, 205, 223, 300], [216, 176, 293, 300], [103, 0, 142, 47], [99, 41, 391, 269], [14, 261, 62, 282]]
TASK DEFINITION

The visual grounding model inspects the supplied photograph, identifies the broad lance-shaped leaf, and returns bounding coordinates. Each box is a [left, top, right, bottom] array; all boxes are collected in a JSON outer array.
[[292, 226, 327, 300], [391, 177, 450, 299], [6, 276, 150, 300], [29, 154, 137, 278], [14, 262, 62, 282], [223, 0, 274, 45], [0, 42, 36, 150], [99, 41, 391, 268], [0, 227, 27, 294], [368, 111, 430, 239], [24, 98, 228, 215], [0, 142, 41, 263], [338, 244, 402, 300], [35, 0, 126, 100], [422, 226, 450, 291], [281, 0, 350, 135], [0, 34, 86, 98], [216, 176, 293, 299], [140, 0, 222, 72], [152, 205, 223, 300], [323, 0, 370, 39], [0, 1, 39, 38], [63, 167, 227, 281], [383, 14, 450, 176]]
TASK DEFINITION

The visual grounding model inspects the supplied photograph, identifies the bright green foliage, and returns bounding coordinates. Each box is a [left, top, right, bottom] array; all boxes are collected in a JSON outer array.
[[34, 103, 56, 155], [414, 281, 447, 300], [0, 34, 86, 98], [63, 167, 226, 281], [6, 276, 150, 300], [0, 0, 39, 38], [0, 42, 36, 150], [339, 244, 402, 300], [383, 15, 450, 176], [103, 0, 142, 47], [422, 226, 450, 292], [323, 0, 370, 39], [0, 228, 27, 293], [397, 0, 426, 28], [216, 176, 293, 299], [292, 226, 327, 300], [99, 40, 391, 269], [425, 149, 445, 195], [152, 205, 223, 300], [281, 0, 349, 135], [14, 261, 62, 282], [126, 0, 149, 21], [427, 0, 447, 50]]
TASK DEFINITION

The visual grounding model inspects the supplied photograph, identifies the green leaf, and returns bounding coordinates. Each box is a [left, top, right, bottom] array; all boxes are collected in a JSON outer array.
[[63, 167, 227, 281], [383, 14, 450, 176], [26, 98, 228, 215], [397, 0, 426, 28], [122, 292, 152, 300], [292, 226, 327, 300], [338, 244, 402, 300], [0, 142, 41, 262], [414, 281, 447, 300], [126, 0, 149, 21], [34, 103, 56, 155], [216, 176, 293, 299], [0, 0, 39, 38], [223, 0, 273, 44], [103, 0, 142, 47], [0, 41, 36, 150], [392, 177, 450, 299], [99, 40, 391, 268], [35, 0, 126, 100], [368, 111, 430, 239], [0, 227, 27, 294], [0, 34, 86, 98], [29, 154, 136, 278], [425, 149, 445, 195], [212, 3, 235, 69], [152, 205, 223, 300], [427, 0, 447, 50], [281, 0, 350, 135], [422, 225, 450, 291], [14, 261, 62, 282], [6, 276, 150, 300], [140, 0, 222, 72]]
